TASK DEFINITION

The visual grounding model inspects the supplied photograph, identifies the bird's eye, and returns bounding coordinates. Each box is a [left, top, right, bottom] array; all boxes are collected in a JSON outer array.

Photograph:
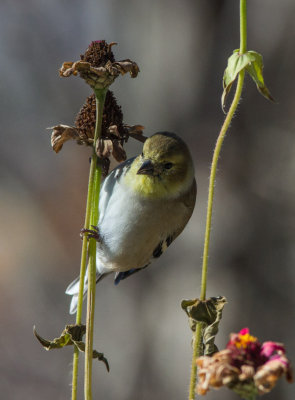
[[164, 162, 173, 170]]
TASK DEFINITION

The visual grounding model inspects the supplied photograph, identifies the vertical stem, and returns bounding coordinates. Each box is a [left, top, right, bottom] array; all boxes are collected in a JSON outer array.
[[188, 1, 248, 399], [84, 88, 107, 400], [71, 126, 102, 400], [188, 322, 204, 400], [240, 0, 247, 54], [199, 72, 246, 301], [71, 88, 107, 400]]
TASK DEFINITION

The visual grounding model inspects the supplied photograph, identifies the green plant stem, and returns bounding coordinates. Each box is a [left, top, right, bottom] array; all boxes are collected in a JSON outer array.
[[71, 135, 100, 400], [84, 167, 102, 400], [199, 72, 246, 302], [188, 2, 247, 399], [84, 88, 107, 400], [240, 0, 247, 54], [70, 88, 107, 400]]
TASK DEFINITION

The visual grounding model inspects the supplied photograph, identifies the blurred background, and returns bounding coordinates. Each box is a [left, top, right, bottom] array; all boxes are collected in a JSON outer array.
[[0, 0, 294, 399]]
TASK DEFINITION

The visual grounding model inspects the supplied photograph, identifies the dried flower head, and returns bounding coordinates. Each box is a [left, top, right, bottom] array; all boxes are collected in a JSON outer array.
[[59, 40, 139, 89], [50, 40, 145, 177], [75, 91, 127, 144], [196, 328, 293, 399], [49, 90, 146, 175]]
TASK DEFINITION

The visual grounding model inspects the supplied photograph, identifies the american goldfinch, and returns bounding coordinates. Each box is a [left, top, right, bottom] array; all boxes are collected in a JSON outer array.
[[66, 131, 196, 314]]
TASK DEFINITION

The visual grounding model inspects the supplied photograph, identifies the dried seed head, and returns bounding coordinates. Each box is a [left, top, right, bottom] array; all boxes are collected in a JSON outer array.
[[80, 41, 116, 68], [75, 90, 128, 145], [49, 90, 146, 169], [102, 90, 127, 142], [75, 94, 96, 143]]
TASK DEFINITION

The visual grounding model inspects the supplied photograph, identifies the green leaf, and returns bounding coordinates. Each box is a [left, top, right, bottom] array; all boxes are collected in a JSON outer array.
[[222, 49, 275, 111], [34, 324, 109, 371], [181, 296, 227, 356], [222, 49, 255, 111], [246, 51, 275, 102]]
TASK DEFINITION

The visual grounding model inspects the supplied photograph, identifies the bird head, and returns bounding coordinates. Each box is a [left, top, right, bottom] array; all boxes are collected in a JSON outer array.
[[125, 132, 195, 199]]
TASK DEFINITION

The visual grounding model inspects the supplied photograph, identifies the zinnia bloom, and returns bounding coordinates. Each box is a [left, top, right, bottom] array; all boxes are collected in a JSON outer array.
[[196, 328, 293, 399]]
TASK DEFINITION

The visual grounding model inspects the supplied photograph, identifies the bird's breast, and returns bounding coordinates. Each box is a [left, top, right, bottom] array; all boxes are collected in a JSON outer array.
[[96, 184, 189, 273]]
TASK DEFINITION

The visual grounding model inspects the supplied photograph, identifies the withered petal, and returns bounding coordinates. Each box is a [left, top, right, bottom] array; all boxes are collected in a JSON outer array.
[[49, 125, 79, 153], [254, 358, 293, 394], [239, 365, 255, 381], [112, 141, 127, 162], [107, 125, 120, 137], [60, 59, 139, 90], [125, 124, 147, 143], [96, 138, 113, 159], [112, 60, 140, 78], [125, 124, 145, 135]]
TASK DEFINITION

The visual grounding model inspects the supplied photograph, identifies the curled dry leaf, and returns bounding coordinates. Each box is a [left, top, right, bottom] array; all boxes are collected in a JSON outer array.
[[33, 324, 109, 371], [182, 296, 227, 356]]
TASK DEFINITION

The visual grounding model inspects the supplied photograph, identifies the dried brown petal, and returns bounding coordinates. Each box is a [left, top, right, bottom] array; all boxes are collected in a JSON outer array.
[[112, 140, 127, 162], [95, 138, 127, 164], [112, 59, 140, 78], [196, 350, 240, 395], [125, 124, 147, 143], [254, 357, 293, 394], [96, 139, 113, 159], [125, 124, 145, 135], [239, 365, 255, 381], [107, 125, 120, 137], [49, 125, 79, 153]]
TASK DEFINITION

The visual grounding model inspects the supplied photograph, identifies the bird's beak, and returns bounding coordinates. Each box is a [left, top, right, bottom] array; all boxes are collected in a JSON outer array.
[[137, 159, 154, 175]]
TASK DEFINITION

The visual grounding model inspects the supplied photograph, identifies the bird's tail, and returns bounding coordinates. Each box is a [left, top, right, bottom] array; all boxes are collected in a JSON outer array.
[[65, 269, 105, 314]]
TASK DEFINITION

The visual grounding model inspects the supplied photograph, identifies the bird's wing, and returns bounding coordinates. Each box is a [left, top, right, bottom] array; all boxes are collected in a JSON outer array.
[[152, 178, 197, 256], [112, 234, 175, 285], [99, 157, 135, 221], [114, 265, 150, 285]]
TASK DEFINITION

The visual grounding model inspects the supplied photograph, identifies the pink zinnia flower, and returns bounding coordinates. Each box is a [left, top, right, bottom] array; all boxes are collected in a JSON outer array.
[[196, 328, 293, 398]]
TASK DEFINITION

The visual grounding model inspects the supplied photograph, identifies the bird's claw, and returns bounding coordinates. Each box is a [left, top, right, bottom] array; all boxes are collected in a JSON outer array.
[[80, 225, 101, 242]]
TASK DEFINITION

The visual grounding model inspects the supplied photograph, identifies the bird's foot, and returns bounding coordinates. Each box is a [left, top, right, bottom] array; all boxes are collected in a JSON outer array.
[[80, 225, 101, 242]]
